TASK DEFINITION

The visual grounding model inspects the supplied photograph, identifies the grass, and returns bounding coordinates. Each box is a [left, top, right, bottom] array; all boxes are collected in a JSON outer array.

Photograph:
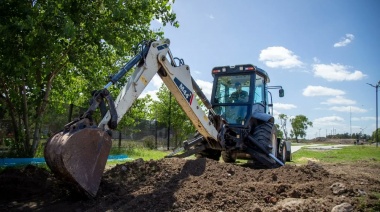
[[103, 141, 170, 166], [110, 146, 168, 160], [291, 145, 380, 164], [3, 141, 380, 171], [357, 192, 380, 211]]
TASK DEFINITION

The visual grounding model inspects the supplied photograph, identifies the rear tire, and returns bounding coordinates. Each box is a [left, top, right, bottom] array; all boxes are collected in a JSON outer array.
[[284, 140, 292, 162], [279, 141, 286, 163], [279, 140, 292, 162]]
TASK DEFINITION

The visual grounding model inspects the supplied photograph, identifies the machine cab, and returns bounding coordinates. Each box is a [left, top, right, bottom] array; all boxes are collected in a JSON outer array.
[[211, 64, 270, 126]]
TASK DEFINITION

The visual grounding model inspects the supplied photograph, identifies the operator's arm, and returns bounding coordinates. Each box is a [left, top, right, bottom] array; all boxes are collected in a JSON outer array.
[[229, 92, 237, 103], [230, 91, 248, 103], [241, 91, 249, 102]]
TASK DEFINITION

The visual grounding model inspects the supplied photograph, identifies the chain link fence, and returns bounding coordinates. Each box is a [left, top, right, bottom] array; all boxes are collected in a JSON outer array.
[[0, 102, 181, 155]]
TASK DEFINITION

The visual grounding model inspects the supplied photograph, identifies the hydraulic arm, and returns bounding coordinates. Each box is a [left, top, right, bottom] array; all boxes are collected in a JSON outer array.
[[44, 39, 222, 197], [44, 38, 288, 198]]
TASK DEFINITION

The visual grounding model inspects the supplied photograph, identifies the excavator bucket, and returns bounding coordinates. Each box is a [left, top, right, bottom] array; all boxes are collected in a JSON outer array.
[[44, 118, 112, 197]]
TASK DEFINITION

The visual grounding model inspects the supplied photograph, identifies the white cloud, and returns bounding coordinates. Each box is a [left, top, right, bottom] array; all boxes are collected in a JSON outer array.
[[139, 74, 162, 100], [329, 106, 367, 113], [351, 116, 376, 121], [139, 77, 213, 101], [259, 46, 303, 69], [153, 18, 163, 24], [333, 33, 354, 47], [140, 89, 159, 101], [208, 14, 215, 19], [313, 63, 366, 81], [321, 96, 356, 105], [313, 57, 320, 63], [273, 109, 281, 117], [151, 74, 163, 88], [195, 79, 213, 100], [194, 70, 201, 75], [303, 85, 345, 96], [274, 103, 297, 110], [314, 116, 345, 126]]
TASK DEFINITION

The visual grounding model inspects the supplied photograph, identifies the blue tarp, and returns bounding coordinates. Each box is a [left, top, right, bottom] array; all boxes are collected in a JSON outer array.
[[0, 154, 129, 166]]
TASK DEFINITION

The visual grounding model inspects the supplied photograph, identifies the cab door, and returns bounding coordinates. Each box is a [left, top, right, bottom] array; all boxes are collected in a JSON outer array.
[[252, 74, 266, 114]]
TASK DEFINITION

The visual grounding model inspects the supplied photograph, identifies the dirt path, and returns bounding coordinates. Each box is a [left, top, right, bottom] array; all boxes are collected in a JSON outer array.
[[1, 158, 379, 211]]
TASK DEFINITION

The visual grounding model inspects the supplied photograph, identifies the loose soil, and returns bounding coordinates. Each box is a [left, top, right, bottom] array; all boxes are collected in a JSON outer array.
[[1, 158, 379, 211]]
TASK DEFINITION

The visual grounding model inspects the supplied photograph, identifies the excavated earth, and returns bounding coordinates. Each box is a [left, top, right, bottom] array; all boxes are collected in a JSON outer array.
[[1, 158, 379, 211]]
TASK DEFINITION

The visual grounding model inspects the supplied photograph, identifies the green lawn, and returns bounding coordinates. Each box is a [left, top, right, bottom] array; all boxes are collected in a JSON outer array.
[[290, 145, 380, 164], [107, 143, 380, 167], [3, 141, 380, 170]]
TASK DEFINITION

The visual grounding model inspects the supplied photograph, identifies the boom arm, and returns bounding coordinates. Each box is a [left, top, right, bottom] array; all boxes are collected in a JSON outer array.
[[99, 39, 219, 143], [44, 39, 285, 198]]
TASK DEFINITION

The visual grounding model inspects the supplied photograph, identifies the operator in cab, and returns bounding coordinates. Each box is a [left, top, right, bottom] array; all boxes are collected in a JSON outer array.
[[230, 82, 248, 103]]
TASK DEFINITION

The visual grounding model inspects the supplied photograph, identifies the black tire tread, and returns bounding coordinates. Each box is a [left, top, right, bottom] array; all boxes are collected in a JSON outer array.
[[248, 122, 279, 168]]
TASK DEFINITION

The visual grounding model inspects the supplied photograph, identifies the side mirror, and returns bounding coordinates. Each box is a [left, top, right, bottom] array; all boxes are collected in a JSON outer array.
[[279, 88, 284, 97]]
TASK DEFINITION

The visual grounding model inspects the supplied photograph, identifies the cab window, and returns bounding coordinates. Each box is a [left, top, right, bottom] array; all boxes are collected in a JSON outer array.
[[254, 75, 265, 104], [214, 75, 250, 104]]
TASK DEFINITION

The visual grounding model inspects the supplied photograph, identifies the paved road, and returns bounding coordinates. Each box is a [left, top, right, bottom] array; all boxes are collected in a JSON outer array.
[[291, 145, 304, 153]]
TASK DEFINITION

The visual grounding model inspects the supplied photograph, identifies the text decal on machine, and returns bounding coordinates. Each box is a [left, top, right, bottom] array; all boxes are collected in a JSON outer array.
[[174, 77, 194, 105]]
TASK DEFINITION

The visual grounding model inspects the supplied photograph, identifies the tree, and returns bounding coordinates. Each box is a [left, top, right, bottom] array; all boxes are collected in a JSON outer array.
[[150, 85, 195, 147], [290, 115, 313, 142], [275, 124, 284, 138], [0, 0, 178, 156], [278, 114, 288, 140], [120, 95, 153, 128], [371, 128, 380, 144]]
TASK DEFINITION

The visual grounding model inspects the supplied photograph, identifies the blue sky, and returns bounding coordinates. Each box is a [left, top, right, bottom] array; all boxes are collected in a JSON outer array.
[[144, 0, 380, 139]]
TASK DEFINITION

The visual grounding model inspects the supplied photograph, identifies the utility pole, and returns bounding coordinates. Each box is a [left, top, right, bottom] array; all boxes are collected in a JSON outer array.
[[367, 81, 379, 147]]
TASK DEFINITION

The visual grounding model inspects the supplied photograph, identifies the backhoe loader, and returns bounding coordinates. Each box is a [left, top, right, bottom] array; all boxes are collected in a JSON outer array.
[[44, 38, 291, 197]]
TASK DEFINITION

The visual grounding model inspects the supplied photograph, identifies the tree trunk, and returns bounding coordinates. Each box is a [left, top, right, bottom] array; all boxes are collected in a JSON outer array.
[[31, 70, 57, 156], [31, 116, 41, 156], [20, 83, 31, 155], [1, 83, 21, 150]]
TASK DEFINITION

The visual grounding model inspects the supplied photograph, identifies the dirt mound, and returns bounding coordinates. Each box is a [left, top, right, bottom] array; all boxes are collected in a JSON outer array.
[[1, 158, 379, 211]]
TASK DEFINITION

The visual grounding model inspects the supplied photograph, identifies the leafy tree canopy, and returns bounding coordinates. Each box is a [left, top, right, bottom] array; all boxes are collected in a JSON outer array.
[[371, 128, 380, 144], [290, 115, 312, 142], [0, 0, 178, 156], [149, 84, 195, 147], [278, 113, 288, 140]]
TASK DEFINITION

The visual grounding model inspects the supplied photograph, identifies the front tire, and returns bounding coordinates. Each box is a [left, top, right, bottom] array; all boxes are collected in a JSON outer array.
[[248, 122, 280, 168], [221, 151, 237, 163], [195, 148, 221, 161]]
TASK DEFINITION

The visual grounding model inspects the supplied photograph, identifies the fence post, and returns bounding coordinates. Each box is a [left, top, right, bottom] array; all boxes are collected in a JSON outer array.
[[68, 103, 74, 122], [155, 120, 158, 149], [167, 93, 171, 150], [118, 131, 121, 149]]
